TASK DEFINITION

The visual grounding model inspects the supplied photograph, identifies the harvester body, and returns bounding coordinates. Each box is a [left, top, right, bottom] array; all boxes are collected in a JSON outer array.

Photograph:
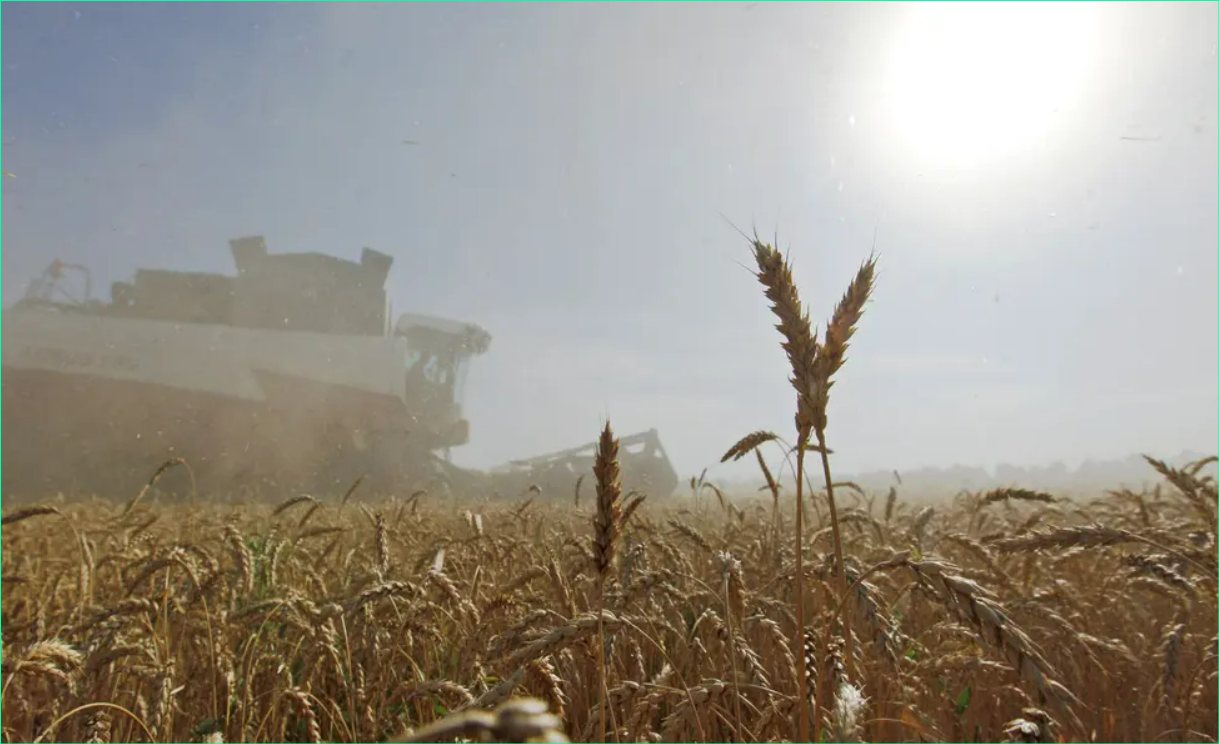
[[2, 237, 681, 502], [2, 237, 487, 496]]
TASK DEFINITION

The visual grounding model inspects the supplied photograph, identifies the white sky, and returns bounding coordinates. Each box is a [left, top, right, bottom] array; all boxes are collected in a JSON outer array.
[[3, 2, 1216, 480]]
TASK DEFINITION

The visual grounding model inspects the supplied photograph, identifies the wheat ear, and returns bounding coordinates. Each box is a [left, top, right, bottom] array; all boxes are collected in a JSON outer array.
[[593, 420, 622, 744], [750, 234, 819, 742], [812, 251, 877, 682]]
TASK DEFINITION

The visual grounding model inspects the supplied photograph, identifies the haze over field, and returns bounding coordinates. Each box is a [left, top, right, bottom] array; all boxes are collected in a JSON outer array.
[[2, 2, 1215, 482]]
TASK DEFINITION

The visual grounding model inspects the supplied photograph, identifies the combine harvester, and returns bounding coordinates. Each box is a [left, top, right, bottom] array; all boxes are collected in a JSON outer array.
[[1, 236, 679, 502]]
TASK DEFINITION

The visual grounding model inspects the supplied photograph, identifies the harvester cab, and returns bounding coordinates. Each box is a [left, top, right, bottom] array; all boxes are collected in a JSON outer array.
[[394, 313, 492, 454]]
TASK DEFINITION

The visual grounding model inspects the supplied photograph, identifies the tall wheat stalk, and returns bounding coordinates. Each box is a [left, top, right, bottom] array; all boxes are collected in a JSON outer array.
[[592, 421, 623, 744], [750, 234, 875, 742]]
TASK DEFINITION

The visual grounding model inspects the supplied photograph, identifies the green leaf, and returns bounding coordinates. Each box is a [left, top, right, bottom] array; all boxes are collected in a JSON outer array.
[[955, 685, 973, 716], [189, 718, 221, 739]]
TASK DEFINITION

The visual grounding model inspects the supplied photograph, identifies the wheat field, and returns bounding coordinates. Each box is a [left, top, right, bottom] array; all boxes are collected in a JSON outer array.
[[2, 238, 1216, 744]]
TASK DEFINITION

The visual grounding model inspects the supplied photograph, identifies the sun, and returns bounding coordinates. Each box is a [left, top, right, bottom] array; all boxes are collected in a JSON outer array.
[[881, 2, 1099, 170]]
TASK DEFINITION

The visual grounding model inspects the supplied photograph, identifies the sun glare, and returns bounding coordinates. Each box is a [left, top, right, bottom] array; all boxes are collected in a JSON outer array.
[[882, 2, 1099, 170]]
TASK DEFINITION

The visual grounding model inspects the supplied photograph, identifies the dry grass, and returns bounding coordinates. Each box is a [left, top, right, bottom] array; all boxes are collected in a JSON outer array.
[[2, 235, 1216, 743], [3, 458, 1215, 743]]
